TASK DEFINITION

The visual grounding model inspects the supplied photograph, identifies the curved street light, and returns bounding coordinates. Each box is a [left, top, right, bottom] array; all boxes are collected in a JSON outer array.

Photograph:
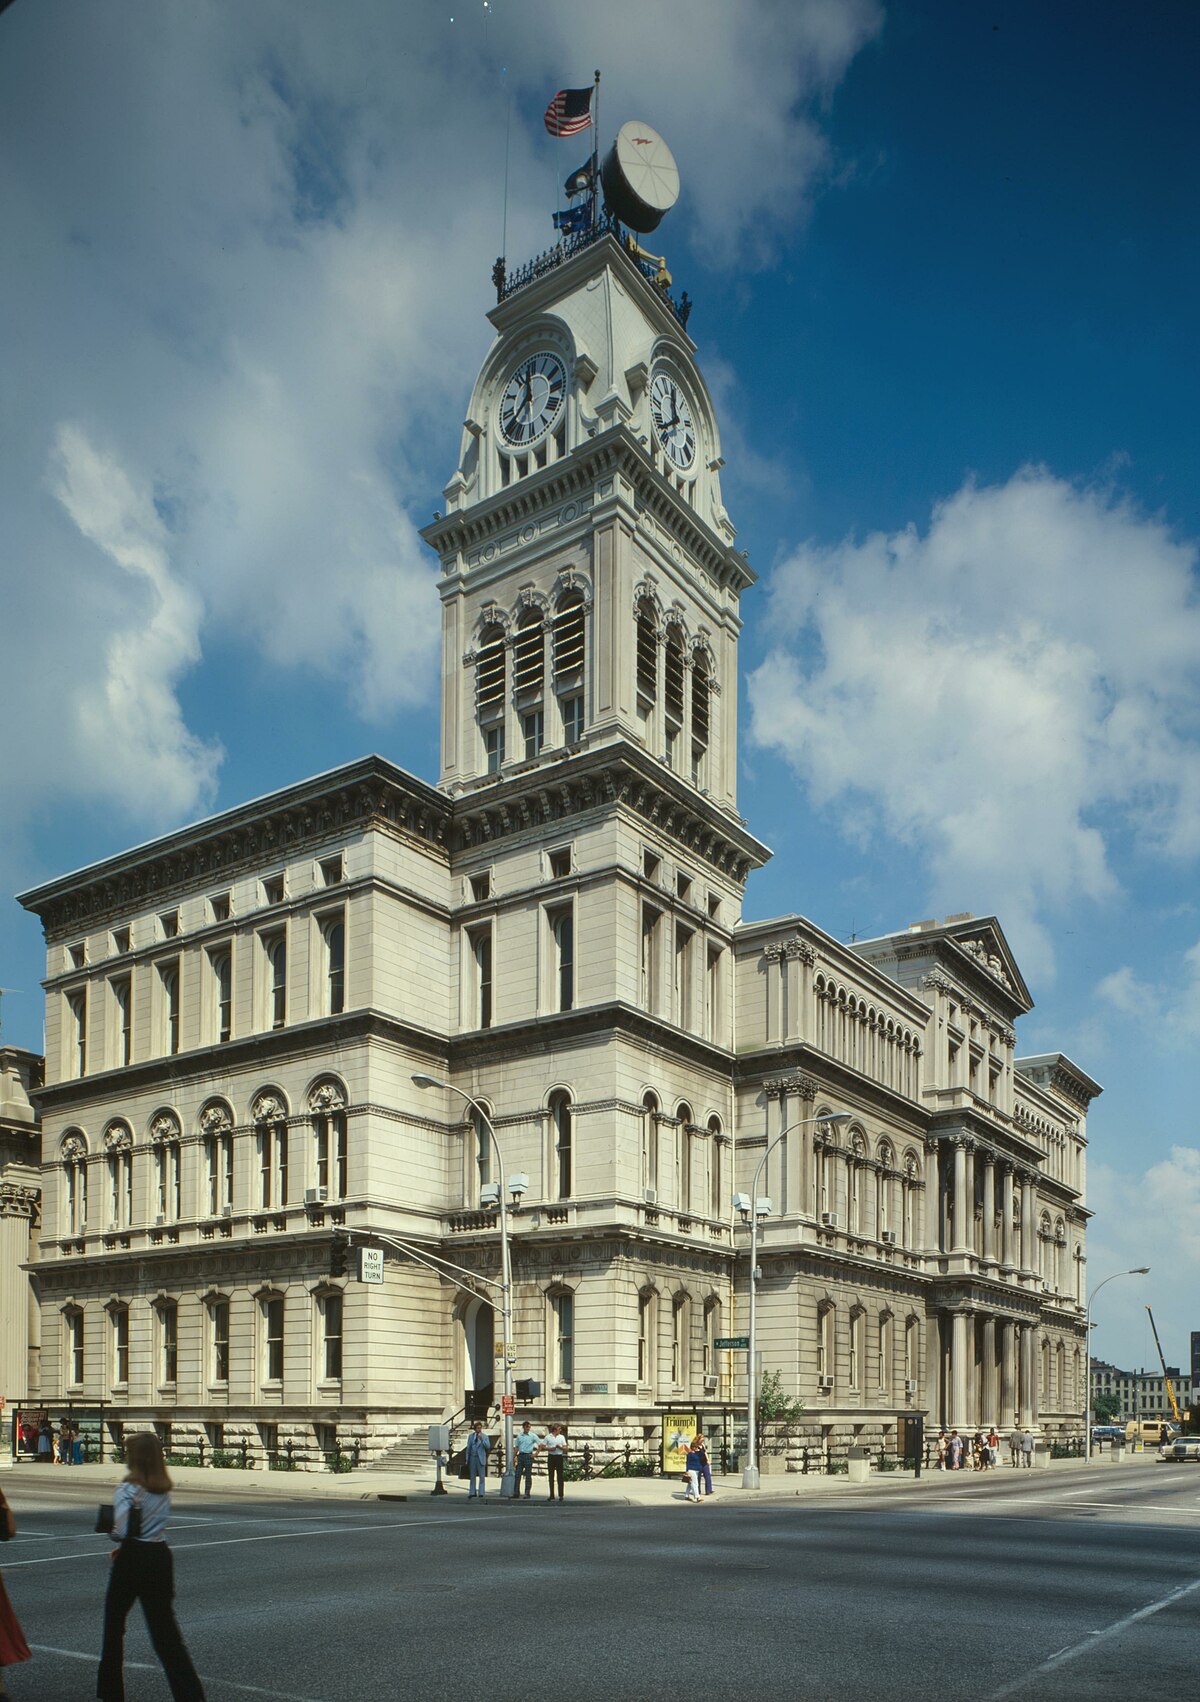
[[740, 1110, 852, 1489], [1084, 1266, 1150, 1462], [413, 1073, 517, 1498]]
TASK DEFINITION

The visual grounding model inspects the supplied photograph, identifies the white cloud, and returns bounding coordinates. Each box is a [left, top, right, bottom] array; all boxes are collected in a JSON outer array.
[[1086, 1149, 1200, 1371], [0, 0, 878, 871], [748, 468, 1200, 978], [1098, 939, 1200, 1045]]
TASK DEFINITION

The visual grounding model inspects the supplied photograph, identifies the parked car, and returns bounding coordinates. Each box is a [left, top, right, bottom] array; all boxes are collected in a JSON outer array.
[[1162, 1436, 1200, 1462]]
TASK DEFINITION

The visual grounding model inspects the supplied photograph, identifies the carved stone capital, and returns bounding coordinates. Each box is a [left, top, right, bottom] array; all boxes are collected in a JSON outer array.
[[0, 1184, 39, 1219], [783, 938, 816, 965]]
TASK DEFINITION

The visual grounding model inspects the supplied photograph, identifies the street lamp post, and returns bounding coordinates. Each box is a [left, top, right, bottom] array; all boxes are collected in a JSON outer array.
[[1084, 1266, 1150, 1463], [413, 1074, 518, 1498], [739, 1111, 851, 1489]]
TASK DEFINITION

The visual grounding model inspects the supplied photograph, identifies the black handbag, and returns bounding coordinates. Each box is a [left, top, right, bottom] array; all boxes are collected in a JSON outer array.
[[95, 1499, 141, 1540]]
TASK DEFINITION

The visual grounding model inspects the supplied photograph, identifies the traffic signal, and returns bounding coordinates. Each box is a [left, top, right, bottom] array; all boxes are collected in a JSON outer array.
[[329, 1234, 349, 1278]]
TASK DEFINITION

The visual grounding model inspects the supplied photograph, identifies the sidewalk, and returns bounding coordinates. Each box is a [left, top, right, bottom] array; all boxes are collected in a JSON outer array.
[[5, 1452, 1099, 1509]]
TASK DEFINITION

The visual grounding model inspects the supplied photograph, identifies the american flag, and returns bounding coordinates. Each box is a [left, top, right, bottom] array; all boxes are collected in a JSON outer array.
[[544, 87, 593, 138]]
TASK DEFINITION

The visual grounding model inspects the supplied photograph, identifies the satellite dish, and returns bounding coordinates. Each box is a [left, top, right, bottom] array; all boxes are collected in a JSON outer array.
[[601, 121, 680, 233]]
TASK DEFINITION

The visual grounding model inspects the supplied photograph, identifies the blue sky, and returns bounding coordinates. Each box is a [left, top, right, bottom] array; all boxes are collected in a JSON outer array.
[[2, 0, 1197, 1372]]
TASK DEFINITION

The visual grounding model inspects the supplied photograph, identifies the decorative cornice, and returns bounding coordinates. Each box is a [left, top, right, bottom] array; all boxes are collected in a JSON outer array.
[[0, 1183, 40, 1219], [763, 1073, 819, 1102]]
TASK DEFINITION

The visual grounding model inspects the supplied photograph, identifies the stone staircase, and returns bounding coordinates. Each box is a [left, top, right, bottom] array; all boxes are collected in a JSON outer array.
[[367, 1421, 469, 1474]]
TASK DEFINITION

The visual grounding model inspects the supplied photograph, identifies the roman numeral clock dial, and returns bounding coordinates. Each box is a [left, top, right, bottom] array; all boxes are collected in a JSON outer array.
[[498, 352, 567, 448], [649, 369, 696, 471]]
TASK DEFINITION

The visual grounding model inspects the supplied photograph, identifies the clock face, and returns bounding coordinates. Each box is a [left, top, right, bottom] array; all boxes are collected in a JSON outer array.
[[498, 352, 568, 448], [649, 369, 696, 471]]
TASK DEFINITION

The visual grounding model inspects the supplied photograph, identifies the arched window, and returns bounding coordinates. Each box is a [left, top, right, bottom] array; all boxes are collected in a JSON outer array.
[[199, 1101, 234, 1216], [641, 1093, 659, 1195], [549, 1090, 573, 1200], [150, 1112, 182, 1224], [708, 1117, 723, 1218], [550, 1287, 574, 1384], [817, 1302, 835, 1388], [878, 1311, 893, 1396], [62, 1133, 88, 1236], [553, 590, 587, 744], [635, 598, 658, 704], [252, 1091, 289, 1210], [671, 1292, 690, 1387], [470, 1101, 493, 1202], [104, 1122, 133, 1231], [310, 1081, 348, 1203], [675, 1102, 693, 1212], [663, 625, 685, 768], [476, 622, 507, 773], [638, 1288, 657, 1385], [848, 1307, 865, 1389], [703, 1296, 722, 1383]]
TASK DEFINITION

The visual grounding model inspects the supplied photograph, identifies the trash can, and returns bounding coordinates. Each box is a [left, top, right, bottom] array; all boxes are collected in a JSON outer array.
[[847, 1445, 870, 1484]]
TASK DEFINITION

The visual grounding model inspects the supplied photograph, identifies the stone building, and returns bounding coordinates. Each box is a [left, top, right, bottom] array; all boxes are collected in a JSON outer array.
[[18, 227, 1093, 1468], [0, 1045, 42, 1415]]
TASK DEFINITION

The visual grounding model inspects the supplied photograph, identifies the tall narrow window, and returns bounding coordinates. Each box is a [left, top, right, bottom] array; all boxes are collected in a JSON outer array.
[[676, 1104, 693, 1213], [66, 1310, 85, 1386], [704, 1300, 721, 1379], [878, 1313, 893, 1396], [635, 598, 658, 704], [905, 1317, 918, 1390], [315, 1109, 349, 1201], [111, 1306, 130, 1386], [471, 1104, 492, 1202], [641, 1093, 659, 1195], [105, 1129, 133, 1229], [265, 932, 287, 1029], [553, 590, 586, 742], [708, 1119, 723, 1218], [641, 906, 662, 1013], [211, 1300, 230, 1383], [112, 975, 132, 1067], [549, 905, 574, 1012], [550, 1091, 573, 1200], [637, 1291, 655, 1384], [154, 1135, 181, 1223], [818, 1304, 835, 1384], [691, 650, 710, 784], [476, 622, 506, 773], [705, 945, 722, 1042], [553, 1291, 574, 1384], [159, 1302, 178, 1384], [203, 1114, 235, 1215], [257, 1117, 288, 1210], [63, 1137, 88, 1235], [324, 917, 345, 1015], [321, 1292, 343, 1381], [513, 605, 544, 759], [66, 988, 88, 1077], [523, 709, 544, 759], [663, 626, 685, 755], [671, 1295, 689, 1386], [160, 960, 181, 1055], [849, 1310, 864, 1389], [674, 925, 694, 1029], [210, 947, 233, 1043], [470, 926, 493, 1029], [263, 1296, 285, 1383]]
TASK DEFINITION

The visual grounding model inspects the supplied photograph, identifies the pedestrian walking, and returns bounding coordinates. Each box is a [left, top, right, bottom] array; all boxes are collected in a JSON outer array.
[[465, 1421, 491, 1498], [935, 1430, 947, 1470], [36, 1421, 53, 1464], [947, 1429, 963, 1470], [1009, 1428, 1021, 1467], [96, 1431, 205, 1702], [1020, 1428, 1034, 1468], [987, 1428, 1000, 1468], [691, 1434, 714, 1497], [512, 1421, 540, 1499], [0, 1485, 32, 1696], [682, 1440, 703, 1502], [542, 1422, 567, 1501]]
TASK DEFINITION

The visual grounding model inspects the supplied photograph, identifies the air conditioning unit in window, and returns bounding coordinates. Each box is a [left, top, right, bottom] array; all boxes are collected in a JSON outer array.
[[154, 1214, 166, 1227], [881, 1229, 897, 1245], [643, 1188, 657, 1205], [904, 1380, 917, 1399], [703, 1374, 719, 1393], [304, 1187, 328, 1206], [221, 1205, 234, 1219], [821, 1211, 839, 1229], [818, 1375, 834, 1392]]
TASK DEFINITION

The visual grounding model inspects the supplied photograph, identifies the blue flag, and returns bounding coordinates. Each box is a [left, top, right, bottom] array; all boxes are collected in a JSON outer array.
[[553, 203, 591, 236]]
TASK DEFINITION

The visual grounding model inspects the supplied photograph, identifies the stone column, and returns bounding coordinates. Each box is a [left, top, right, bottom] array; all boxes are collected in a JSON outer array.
[[982, 1156, 997, 1264], [951, 1310, 968, 1430], [1018, 1324, 1034, 1427], [951, 1141, 968, 1253], [982, 1315, 996, 1425], [763, 943, 783, 1045], [926, 1142, 942, 1253], [1000, 1320, 1016, 1425], [1001, 1165, 1015, 1270], [784, 938, 814, 1044], [964, 1143, 977, 1256], [1020, 1175, 1035, 1278]]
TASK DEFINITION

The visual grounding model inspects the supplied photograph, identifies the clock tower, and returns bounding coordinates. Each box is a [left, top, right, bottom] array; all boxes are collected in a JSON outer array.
[[424, 230, 754, 826]]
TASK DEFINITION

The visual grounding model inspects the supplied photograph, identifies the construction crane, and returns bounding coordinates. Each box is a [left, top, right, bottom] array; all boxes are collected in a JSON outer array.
[[1146, 1306, 1183, 1426]]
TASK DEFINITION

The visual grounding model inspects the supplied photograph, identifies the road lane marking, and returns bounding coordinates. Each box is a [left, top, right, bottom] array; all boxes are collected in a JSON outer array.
[[0, 1513, 498, 1567], [30, 1644, 321, 1700], [986, 1572, 1200, 1698]]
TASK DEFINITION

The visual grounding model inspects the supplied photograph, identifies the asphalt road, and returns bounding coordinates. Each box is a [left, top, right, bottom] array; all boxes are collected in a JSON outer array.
[[2, 1464, 1198, 1700]]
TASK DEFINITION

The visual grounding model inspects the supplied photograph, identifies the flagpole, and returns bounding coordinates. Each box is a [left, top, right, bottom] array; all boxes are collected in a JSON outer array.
[[591, 68, 601, 232]]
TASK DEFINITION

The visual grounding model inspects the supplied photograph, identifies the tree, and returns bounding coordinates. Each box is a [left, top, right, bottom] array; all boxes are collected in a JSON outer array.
[[758, 1368, 806, 1456], [1093, 1391, 1121, 1424]]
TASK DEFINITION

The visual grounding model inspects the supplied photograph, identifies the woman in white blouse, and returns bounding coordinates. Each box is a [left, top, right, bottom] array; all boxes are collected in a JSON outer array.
[[96, 1432, 206, 1701]]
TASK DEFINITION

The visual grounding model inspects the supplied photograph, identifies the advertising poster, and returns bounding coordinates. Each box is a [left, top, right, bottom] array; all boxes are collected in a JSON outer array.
[[661, 1412, 698, 1474]]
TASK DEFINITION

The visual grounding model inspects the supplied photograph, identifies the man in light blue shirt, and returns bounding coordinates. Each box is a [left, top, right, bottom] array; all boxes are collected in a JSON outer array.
[[513, 1420, 542, 1499]]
